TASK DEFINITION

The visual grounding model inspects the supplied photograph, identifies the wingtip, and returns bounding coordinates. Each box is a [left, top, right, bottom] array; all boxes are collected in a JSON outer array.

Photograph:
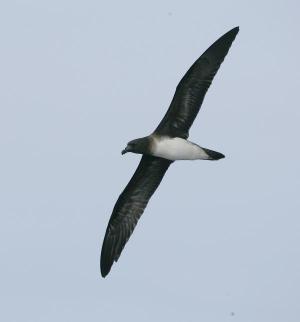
[[101, 271, 108, 278], [100, 261, 111, 278], [100, 244, 112, 278], [100, 253, 112, 278], [228, 26, 240, 37]]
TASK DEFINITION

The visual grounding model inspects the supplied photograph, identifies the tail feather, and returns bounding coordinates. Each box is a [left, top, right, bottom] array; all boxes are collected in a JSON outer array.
[[202, 148, 225, 160]]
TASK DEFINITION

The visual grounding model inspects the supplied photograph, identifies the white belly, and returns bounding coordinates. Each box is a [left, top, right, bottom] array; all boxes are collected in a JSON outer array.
[[151, 137, 210, 161]]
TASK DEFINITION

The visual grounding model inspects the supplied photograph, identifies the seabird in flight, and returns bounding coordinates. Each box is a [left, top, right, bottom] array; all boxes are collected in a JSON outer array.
[[100, 27, 239, 277]]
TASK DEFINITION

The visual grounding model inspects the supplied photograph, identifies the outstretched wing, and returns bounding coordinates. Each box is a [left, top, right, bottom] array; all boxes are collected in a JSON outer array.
[[100, 155, 172, 277], [154, 27, 239, 139]]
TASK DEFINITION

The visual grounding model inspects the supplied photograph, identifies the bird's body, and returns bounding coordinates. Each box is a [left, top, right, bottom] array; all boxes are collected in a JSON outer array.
[[151, 135, 223, 161], [152, 136, 209, 160], [100, 27, 239, 277]]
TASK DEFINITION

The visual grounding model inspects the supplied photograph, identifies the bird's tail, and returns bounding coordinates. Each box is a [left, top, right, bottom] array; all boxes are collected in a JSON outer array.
[[202, 148, 225, 160]]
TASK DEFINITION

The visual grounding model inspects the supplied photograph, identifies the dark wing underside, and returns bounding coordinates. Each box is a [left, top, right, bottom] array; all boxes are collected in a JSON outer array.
[[154, 27, 239, 139], [100, 155, 172, 277]]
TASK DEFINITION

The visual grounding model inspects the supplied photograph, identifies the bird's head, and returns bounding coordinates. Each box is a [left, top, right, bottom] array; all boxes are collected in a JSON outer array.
[[121, 137, 150, 155]]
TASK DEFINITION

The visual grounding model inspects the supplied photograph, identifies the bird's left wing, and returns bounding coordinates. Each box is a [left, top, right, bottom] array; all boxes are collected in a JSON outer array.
[[154, 27, 239, 139], [100, 155, 172, 277]]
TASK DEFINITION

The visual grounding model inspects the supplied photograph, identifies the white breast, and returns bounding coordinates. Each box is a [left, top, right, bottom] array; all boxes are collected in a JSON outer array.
[[151, 136, 210, 161]]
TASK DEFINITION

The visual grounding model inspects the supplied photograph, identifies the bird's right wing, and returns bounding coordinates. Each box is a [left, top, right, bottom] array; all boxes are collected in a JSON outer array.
[[154, 27, 239, 139], [100, 155, 172, 277]]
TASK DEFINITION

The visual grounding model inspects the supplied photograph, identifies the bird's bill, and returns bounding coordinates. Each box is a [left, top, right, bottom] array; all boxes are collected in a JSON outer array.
[[121, 147, 128, 155]]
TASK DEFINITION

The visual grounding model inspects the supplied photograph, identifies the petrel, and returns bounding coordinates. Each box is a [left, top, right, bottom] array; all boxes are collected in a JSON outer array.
[[100, 27, 239, 277]]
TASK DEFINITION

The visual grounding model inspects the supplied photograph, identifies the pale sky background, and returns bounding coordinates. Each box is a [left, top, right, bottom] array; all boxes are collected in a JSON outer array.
[[0, 1, 300, 321]]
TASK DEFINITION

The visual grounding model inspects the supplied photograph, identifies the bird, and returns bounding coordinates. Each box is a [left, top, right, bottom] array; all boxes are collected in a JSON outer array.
[[100, 26, 239, 277]]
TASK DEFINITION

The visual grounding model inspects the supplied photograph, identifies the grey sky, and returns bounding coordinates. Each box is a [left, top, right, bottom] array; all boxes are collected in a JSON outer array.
[[0, 1, 299, 321]]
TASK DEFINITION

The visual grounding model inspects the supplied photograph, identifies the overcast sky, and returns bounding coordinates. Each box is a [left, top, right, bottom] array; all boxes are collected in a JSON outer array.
[[1, 1, 300, 321]]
